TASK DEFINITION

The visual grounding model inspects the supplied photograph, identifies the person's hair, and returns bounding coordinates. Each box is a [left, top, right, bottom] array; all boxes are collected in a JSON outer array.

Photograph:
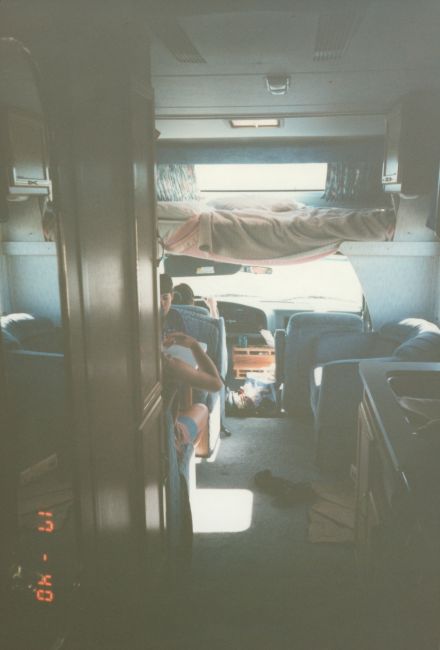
[[172, 290, 183, 305], [160, 273, 173, 295], [173, 283, 194, 305]]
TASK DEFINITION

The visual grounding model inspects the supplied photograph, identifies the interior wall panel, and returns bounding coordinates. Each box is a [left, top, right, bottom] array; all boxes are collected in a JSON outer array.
[[341, 242, 440, 329], [0, 3, 165, 646]]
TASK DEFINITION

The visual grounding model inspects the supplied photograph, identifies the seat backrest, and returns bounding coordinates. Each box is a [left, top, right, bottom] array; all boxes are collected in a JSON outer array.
[[173, 304, 210, 317], [383, 318, 440, 362], [2, 314, 67, 469], [6, 349, 66, 468], [282, 311, 363, 415], [312, 331, 395, 366], [379, 318, 440, 345], [175, 309, 227, 380]]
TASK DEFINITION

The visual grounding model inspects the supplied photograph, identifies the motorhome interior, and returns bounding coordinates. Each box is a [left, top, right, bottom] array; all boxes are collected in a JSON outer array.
[[1, 2, 440, 649]]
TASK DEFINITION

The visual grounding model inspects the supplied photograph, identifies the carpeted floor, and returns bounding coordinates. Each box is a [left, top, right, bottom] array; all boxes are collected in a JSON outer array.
[[160, 416, 364, 650]]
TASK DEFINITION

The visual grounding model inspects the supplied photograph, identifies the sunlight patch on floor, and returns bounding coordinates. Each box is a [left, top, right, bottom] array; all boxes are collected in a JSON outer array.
[[192, 489, 253, 533]]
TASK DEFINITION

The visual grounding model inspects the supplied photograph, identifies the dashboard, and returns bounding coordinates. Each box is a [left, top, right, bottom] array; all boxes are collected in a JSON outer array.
[[217, 299, 362, 337], [217, 301, 267, 334]]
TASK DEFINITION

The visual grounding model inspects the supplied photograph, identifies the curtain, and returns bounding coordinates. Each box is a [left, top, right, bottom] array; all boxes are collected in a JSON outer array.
[[155, 164, 199, 202], [323, 162, 382, 202]]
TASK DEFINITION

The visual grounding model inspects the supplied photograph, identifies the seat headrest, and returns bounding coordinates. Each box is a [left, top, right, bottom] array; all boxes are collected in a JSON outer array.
[[379, 319, 440, 344], [287, 311, 362, 333], [0, 313, 55, 348], [394, 331, 440, 361]]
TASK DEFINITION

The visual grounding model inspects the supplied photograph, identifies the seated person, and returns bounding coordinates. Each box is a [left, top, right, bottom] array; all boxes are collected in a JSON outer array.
[[160, 273, 186, 336], [173, 281, 219, 319], [160, 274, 222, 453], [204, 295, 219, 319], [173, 282, 194, 306], [163, 331, 222, 453]]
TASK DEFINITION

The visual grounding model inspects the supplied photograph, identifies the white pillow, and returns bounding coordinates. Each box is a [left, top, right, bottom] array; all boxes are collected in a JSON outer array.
[[156, 200, 207, 221], [206, 193, 305, 212]]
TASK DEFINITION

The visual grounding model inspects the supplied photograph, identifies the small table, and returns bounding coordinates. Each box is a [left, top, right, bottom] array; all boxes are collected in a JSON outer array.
[[232, 345, 275, 379]]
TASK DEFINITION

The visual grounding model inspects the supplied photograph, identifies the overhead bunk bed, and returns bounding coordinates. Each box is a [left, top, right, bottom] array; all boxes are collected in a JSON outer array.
[[155, 138, 394, 265], [159, 197, 395, 265]]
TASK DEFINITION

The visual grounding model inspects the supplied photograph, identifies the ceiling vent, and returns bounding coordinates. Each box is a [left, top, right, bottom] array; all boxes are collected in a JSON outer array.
[[150, 18, 206, 64], [266, 75, 290, 96], [313, 7, 364, 61]]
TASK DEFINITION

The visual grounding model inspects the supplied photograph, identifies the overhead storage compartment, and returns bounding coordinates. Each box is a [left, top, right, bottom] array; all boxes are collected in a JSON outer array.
[[382, 92, 440, 195]]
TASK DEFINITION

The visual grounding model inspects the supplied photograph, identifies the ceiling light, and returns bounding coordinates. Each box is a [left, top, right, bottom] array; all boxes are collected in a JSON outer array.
[[229, 118, 281, 129], [266, 75, 290, 96]]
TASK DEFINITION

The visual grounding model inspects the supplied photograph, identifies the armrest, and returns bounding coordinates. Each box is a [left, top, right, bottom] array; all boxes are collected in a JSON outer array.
[[217, 316, 228, 379], [274, 329, 285, 385], [193, 387, 222, 452]]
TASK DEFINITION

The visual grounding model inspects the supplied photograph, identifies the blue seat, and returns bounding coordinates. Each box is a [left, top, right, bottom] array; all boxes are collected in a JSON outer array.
[[278, 311, 364, 416], [1, 313, 67, 467], [173, 304, 209, 317], [312, 318, 440, 473], [0, 312, 63, 352]]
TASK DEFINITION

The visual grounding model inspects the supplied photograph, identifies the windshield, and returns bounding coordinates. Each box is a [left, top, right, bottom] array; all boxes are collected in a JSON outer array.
[[177, 255, 363, 312]]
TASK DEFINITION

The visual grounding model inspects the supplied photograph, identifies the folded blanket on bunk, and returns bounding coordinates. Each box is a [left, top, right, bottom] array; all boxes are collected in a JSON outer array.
[[161, 202, 395, 265]]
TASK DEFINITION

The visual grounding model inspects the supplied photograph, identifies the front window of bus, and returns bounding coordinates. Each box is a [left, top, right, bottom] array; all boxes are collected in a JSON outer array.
[[177, 255, 363, 312], [174, 163, 363, 311]]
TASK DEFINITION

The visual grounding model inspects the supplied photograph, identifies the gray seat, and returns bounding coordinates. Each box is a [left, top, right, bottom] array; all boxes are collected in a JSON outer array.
[[1, 313, 67, 466], [278, 311, 363, 416], [312, 318, 440, 474]]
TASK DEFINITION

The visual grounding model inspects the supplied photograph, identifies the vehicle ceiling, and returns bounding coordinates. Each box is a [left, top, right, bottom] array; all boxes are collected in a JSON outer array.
[[149, 0, 440, 140]]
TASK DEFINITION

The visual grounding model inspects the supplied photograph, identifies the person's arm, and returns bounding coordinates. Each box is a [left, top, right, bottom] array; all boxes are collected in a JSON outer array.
[[163, 332, 222, 392], [204, 296, 219, 319]]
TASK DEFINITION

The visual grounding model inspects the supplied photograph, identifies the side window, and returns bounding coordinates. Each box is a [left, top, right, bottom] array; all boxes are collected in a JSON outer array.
[[195, 162, 327, 203]]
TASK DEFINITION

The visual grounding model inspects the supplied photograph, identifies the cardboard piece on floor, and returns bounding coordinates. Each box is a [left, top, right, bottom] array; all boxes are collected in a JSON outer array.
[[308, 481, 356, 544], [308, 510, 354, 544], [311, 499, 355, 529], [311, 481, 355, 509]]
